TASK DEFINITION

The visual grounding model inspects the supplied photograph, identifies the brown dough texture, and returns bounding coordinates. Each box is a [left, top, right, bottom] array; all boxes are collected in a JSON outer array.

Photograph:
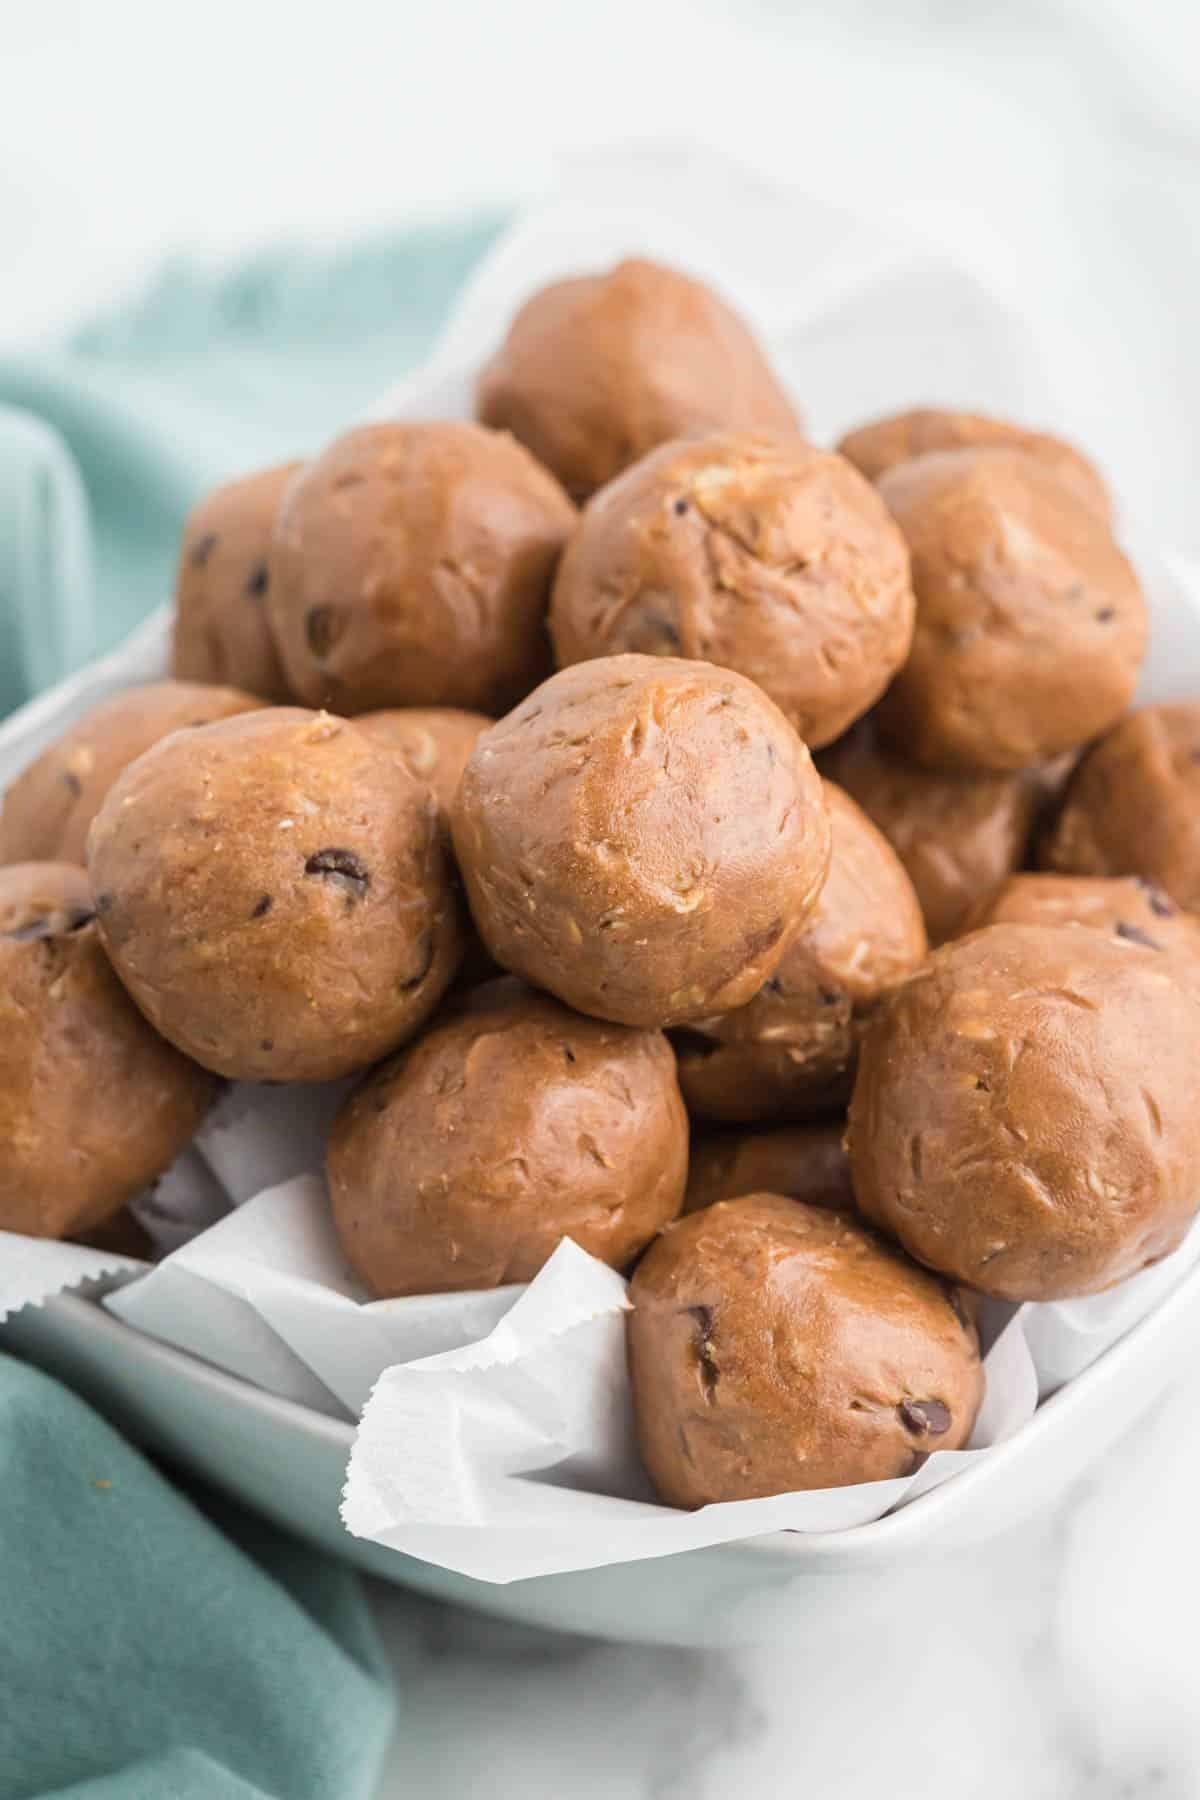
[[476, 257, 800, 502], [328, 978, 688, 1296], [550, 434, 914, 748], [819, 722, 1038, 944], [0, 863, 216, 1237], [684, 1123, 854, 1215], [627, 1194, 982, 1506], [837, 407, 1111, 520], [968, 872, 1200, 967], [88, 709, 462, 1082], [0, 681, 261, 867], [451, 654, 831, 1028], [847, 922, 1200, 1299], [266, 422, 575, 715], [1041, 703, 1200, 911], [875, 449, 1146, 771], [674, 782, 926, 1121], [356, 707, 492, 814], [171, 462, 303, 700]]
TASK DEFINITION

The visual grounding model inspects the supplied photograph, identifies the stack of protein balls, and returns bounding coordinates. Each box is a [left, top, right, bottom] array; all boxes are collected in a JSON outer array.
[[5, 256, 1200, 1511]]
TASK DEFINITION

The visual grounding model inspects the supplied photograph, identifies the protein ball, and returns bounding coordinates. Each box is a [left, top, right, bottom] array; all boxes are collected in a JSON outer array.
[[875, 449, 1146, 771], [0, 863, 216, 1238], [837, 407, 1111, 521], [1041, 703, 1200, 911], [0, 681, 261, 867], [88, 709, 462, 1083], [550, 435, 914, 749], [674, 782, 926, 1122], [476, 257, 800, 503], [328, 978, 688, 1296], [628, 1195, 982, 1506], [684, 1122, 854, 1215], [968, 872, 1200, 967], [451, 655, 831, 1029], [847, 923, 1200, 1300], [356, 707, 492, 814], [266, 421, 576, 715], [171, 462, 303, 700]]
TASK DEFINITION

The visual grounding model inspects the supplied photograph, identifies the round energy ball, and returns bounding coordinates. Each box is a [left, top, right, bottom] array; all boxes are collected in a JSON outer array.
[[328, 979, 688, 1295], [674, 782, 926, 1122], [0, 681, 261, 868], [0, 863, 217, 1238], [550, 434, 914, 749], [837, 407, 1111, 520], [476, 257, 800, 502], [684, 1122, 854, 1215], [88, 709, 462, 1083], [875, 449, 1146, 771], [627, 1194, 982, 1506], [1041, 703, 1200, 911], [356, 707, 492, 814], [968, 872, 1200, 966], [451, 655, 832, 1029], [818, 721, 1040, 944], [171, 461, 303, 700], [266, 421, 576, 715], [847, 923, 1200, 1300]]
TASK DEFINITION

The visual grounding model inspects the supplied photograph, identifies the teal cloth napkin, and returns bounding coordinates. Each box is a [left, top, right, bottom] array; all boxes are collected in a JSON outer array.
[[0, 1353, 393, 1800], [0, 216, 503, 714]]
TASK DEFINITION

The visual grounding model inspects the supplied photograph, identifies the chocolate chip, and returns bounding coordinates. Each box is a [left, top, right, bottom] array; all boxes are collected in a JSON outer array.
[[819, 986, 843, 1007], [94, 892, 115, 916], [305, 605, 345, 660], [68, 908, 96, 932], [250, 894, 273, 919], [1094, 607, 1115, 623], [60, 769, 82, 797], [899, 1398, 952, 1435], [244, 561, 269, 601], [6, 918, 54, 941], [6, 906, 94, 942], [563, 1044, 577, 1065], [1136, 878, 1175, 918], [260, 1039, 274, 1053], [190, 532, 218, 567], [686, 1304, 719, 1403], [398, 930, 434, 992], [304, 847, 369, 903], [1190, 747, 1200, 766], [673, 498, 689, 516], [1115, 920, 1161, 950], [765, 977, 785, 995]]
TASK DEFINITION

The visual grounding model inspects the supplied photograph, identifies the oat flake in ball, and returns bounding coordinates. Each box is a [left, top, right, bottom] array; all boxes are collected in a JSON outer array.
[[266, 421, 576, 716], [847, 923, 1200, 1300], [628, 1195, 982, 1507], [171, 461, 303, 700], [476, 257, 800, 502], [551, 434, 914, 749], [451, 654, 832, 1029], [88, 708, 462, 1082], [328, 978, 688, 1296], [0, 863, 217, 1238], [875, 448, 1146, 772], [674, 782, 926, 1122], [0, 680, 261, 868]]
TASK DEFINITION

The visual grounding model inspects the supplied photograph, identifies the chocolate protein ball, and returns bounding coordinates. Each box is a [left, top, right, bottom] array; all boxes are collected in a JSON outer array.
[[451, 655, 831, 1029], [875, 449, 1146, 771], [674, 782, 926, 1121], [550, 435, 914, 749], [818, 722, 1039, 944], [848, 923, 1200, 1300], [88, 708, 461, 1082], [628, 1195, 982, 1507], [266, 421, 576, 715], [837, 407, 1111, 520], [684, 1122, 854, 1215], [968, 872, 1200, 967], [328, 979, 688, 1295], [1041, 703, 1200, 911], [0, 863, 216, 1238], [476, 257, 800, 502], [0, 681, 261, 868], [356, 707, 492, 814], [171, 461, 302, 700]]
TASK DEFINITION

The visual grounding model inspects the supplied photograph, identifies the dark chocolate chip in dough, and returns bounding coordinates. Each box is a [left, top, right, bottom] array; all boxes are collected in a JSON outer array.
[[1136, 878, 1175, 918], [244, 561, 270, 601], [687, 1304, 720, 1402], [899, 1397, 952, 1435], [60, 769, 82, 797], [304, 847, 369, 902], [305, 605, 345, 660], [250, 894, 273, 919], [1115, 920, 1161, 950], [190, 532, 218, 567]]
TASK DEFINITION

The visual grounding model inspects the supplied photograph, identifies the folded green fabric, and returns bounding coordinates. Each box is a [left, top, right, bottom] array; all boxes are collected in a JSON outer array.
[[0, 1354, 393, 1800], [0, 217, 503, 714]]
